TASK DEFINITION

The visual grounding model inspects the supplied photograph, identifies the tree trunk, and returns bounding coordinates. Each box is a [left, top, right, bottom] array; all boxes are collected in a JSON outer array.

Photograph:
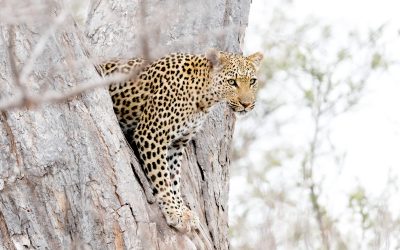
[[0, 0, 250, 249]]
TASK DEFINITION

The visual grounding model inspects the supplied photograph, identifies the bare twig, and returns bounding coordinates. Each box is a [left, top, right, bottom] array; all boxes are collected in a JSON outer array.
[[308, 80, 331, 250], [19, 11, 67, 84], [138, 0, 150, 60], [1, 6, 150, 112], [0, 71, 138, 111], [7, 25, 30, 106], [0, 3, 48, 24]]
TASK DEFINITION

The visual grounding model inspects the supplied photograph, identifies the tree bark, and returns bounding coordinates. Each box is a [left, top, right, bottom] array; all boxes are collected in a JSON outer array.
[[0, 0, 250, 249]]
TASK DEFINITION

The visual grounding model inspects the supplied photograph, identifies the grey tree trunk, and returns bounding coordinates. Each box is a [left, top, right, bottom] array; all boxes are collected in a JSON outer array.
[[0, 0, 251, 249]]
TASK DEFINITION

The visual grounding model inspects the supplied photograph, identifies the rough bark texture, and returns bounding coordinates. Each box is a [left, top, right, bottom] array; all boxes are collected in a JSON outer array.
[[0, 0, 250, 249]]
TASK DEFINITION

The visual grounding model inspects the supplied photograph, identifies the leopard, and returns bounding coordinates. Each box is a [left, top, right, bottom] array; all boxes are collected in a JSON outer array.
[[96, 49, 263, 233]]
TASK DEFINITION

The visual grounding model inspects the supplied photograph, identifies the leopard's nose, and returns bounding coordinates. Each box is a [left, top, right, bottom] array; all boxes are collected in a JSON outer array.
[[240, 101, 251, 108]]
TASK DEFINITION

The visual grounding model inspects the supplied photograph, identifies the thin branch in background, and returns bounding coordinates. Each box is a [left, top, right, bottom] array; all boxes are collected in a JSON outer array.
[[0, 3, 48, 25], [19, 11, 67, 84], [0, 1, 154, 112], [138, 0, 150, 61], [0, 72, 137, 111], [302, 101, 331, 250], [7, 25, 30, 107]]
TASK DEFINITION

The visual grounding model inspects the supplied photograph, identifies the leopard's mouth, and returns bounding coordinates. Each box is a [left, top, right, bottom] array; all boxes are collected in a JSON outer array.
[[228, 102, 254, 114]]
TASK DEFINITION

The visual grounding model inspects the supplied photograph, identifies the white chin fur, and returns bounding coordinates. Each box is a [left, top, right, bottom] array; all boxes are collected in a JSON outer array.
[[234, 110, 249, 117]]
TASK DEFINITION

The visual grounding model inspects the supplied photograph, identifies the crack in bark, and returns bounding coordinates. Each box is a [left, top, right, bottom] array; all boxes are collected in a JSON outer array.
[[23, 227, 33, 248], [192, 140, 205, 181], [130, 162, 155, 204], [0, 207, 16, 250], [205, 211, 216, 250], [126, 203, 137, 222], [130, 163, 146, 193], [80, 100, 129, 209], [0, 111, 21, 166], [191, 139, 217, 249]]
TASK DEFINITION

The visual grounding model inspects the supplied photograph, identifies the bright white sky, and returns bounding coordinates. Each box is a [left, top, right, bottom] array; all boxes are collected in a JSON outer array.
[[243, 0, 400, 217]]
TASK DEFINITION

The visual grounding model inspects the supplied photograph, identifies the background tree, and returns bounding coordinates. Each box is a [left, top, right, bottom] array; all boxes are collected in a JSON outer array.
[[229, 1, 400, 249], [0, 0, 251, 249]]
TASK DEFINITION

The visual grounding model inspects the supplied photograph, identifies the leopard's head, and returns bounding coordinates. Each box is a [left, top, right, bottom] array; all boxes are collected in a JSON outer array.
[[207, 49, 263, 114]]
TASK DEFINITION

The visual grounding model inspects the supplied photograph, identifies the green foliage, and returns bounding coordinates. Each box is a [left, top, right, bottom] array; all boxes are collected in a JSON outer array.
[[348, 187, 372, 230], [371, 52, 384, 69]]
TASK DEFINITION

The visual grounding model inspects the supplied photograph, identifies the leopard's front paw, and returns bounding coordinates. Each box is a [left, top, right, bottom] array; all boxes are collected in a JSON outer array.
[[164, 207, 199, 233], [182, 206, 200, 232]]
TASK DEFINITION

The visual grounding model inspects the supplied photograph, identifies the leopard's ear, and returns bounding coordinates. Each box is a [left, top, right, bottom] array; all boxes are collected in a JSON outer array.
[[206, 48, 229, 68], [247, 52, 264, 69]]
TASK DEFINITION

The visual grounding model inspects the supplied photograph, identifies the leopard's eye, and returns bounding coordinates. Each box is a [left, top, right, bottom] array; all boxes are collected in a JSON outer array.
[[228, 79, 237, 87], [250, 78, 257, 85]]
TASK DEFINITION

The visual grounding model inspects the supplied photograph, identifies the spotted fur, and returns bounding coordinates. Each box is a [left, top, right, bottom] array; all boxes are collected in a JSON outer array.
[[97, 50, 263, 232]]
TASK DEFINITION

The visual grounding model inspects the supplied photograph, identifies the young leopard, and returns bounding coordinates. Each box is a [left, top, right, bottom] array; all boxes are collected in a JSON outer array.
[[97, 50, 263, 232]]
